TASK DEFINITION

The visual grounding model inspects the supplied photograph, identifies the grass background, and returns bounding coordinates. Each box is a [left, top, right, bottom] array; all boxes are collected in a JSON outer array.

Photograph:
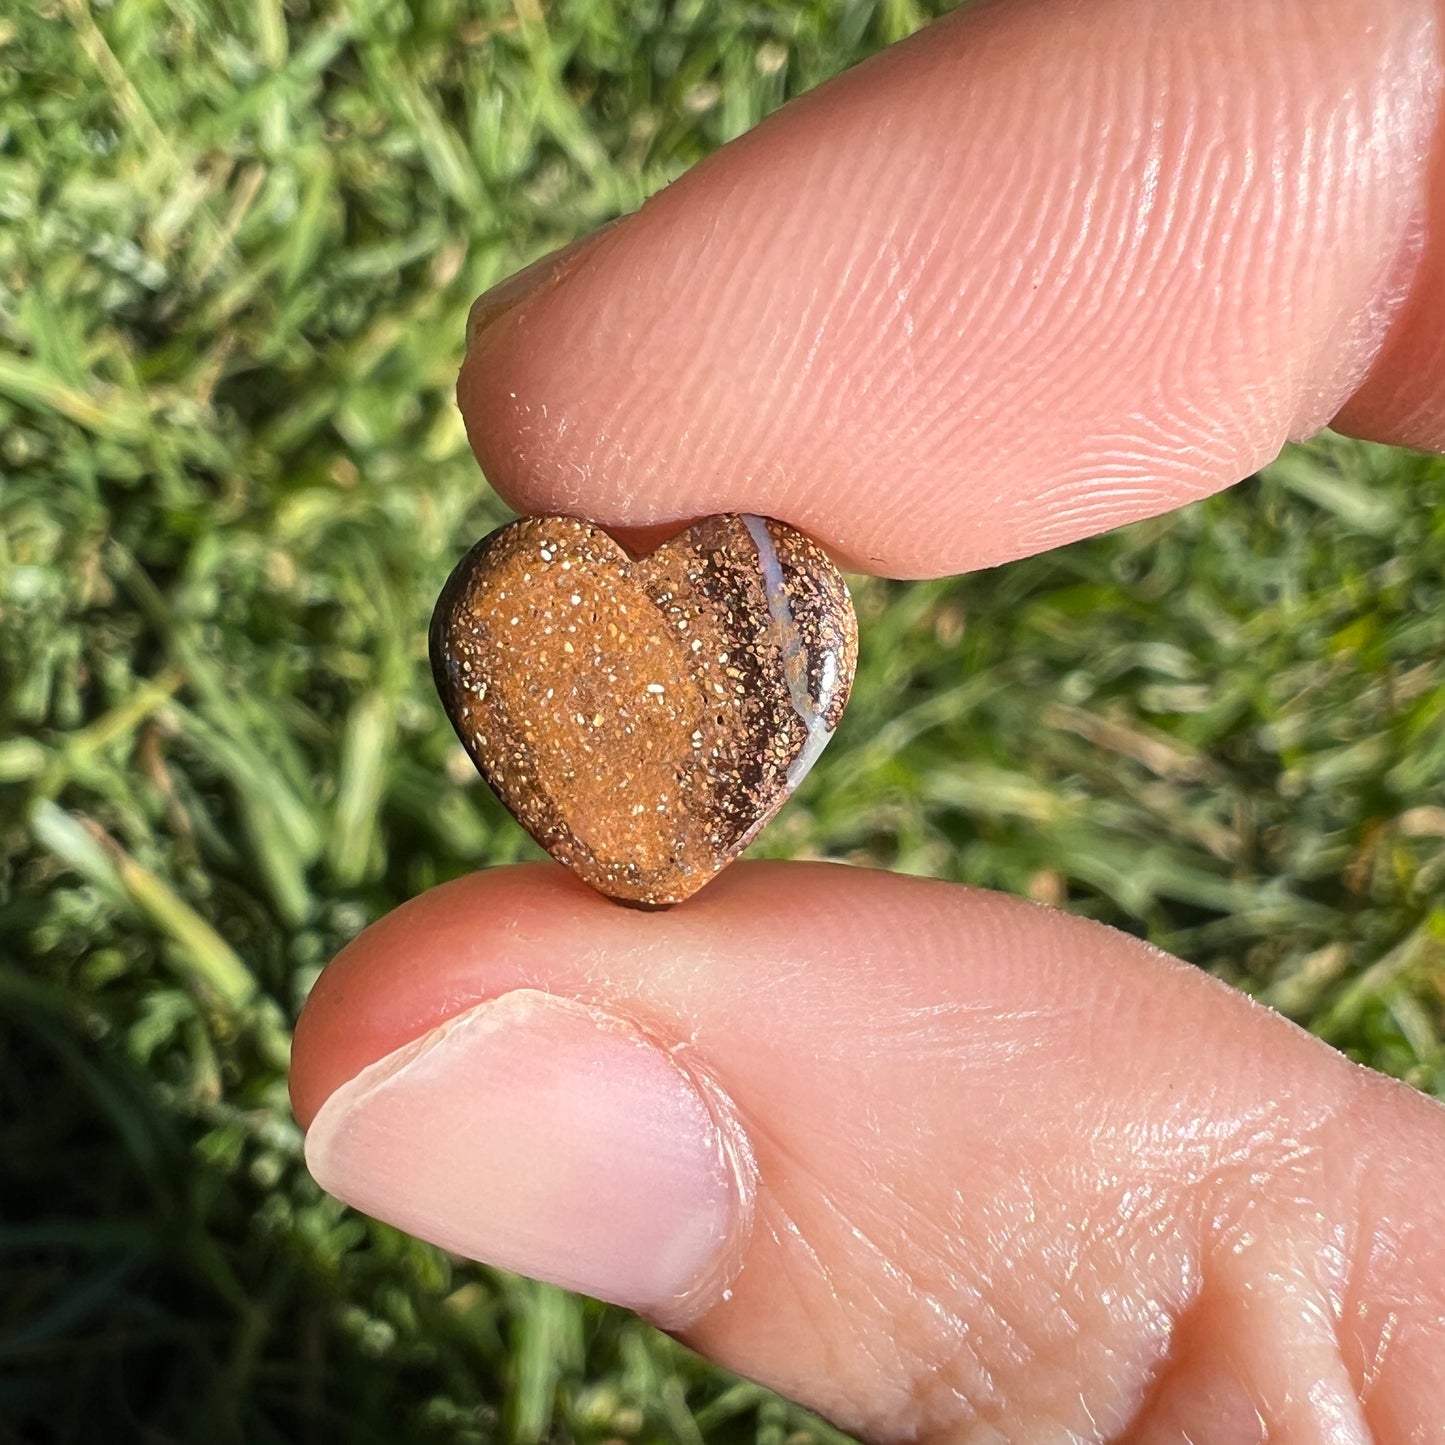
[[3, 0, 1444, 1440]]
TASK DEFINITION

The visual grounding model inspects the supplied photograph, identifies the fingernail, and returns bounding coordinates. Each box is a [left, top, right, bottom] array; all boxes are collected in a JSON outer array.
[[303, 990, 750, 1325], [466, 220, 621, 353]]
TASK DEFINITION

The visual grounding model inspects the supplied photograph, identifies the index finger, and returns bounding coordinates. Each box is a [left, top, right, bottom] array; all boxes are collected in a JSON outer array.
[[458, 0, 1444, 578]]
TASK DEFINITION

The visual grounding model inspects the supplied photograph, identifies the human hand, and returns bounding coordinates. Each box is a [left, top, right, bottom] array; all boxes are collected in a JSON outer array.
[[292, 0, 1445, 1439]]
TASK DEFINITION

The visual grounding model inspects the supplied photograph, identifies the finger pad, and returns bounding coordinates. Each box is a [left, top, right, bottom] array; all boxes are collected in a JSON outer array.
[[461, 0, 1440, 576]]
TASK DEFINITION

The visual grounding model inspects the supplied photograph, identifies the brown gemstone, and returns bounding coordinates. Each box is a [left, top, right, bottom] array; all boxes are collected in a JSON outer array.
[[430, 514, 858, 907]]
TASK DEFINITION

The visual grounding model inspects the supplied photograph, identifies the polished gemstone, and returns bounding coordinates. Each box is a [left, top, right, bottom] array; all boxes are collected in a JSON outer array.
[[430, 514, 858, 906]]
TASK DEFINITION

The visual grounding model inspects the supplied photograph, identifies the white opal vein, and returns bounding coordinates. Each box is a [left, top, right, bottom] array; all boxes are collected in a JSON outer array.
[[741, 514, 840, 789]]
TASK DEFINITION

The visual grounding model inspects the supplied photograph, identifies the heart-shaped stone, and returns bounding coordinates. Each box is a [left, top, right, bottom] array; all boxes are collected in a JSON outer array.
[[430, 514, 857, 906]]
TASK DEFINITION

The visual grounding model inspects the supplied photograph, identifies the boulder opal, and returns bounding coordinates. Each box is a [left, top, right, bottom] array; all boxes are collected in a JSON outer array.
[[430, 514, 858, 906]]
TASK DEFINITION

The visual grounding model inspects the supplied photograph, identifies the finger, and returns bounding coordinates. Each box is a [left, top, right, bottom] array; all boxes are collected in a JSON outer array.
[[1335, 67, 1445, 451], [292, 863, 1445, 1442], [457, 0, 1444, 579]]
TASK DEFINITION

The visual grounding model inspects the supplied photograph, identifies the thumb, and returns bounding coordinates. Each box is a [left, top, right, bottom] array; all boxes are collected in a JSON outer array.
[[458, 0, 1444, 579], [291, 864, 1445, 1442]]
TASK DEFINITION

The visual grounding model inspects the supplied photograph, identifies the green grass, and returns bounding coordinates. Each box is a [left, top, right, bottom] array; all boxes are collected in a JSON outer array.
[[2, 0, 1444, 1440]]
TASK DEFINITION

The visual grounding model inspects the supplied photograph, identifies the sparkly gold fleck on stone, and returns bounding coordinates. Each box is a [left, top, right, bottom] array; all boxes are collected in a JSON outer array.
[[430, 514, 858, 907]]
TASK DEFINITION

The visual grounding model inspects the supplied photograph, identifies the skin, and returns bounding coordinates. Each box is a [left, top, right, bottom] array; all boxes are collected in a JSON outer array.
[[293, 0, 1445, 1439]]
